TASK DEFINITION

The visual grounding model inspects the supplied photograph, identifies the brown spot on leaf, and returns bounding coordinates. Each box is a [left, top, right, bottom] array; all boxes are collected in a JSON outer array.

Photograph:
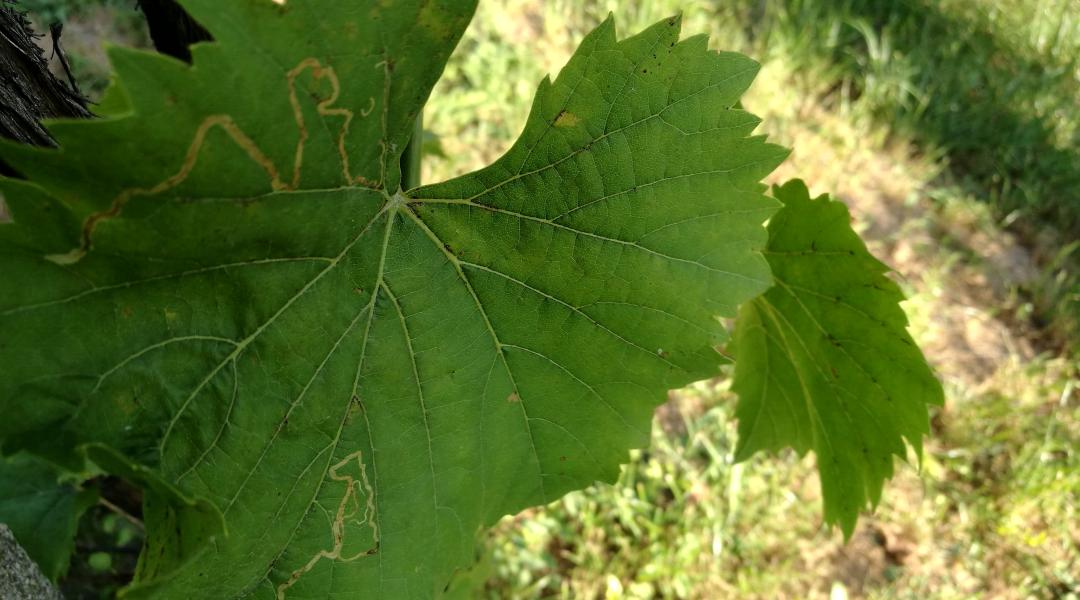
[[554, 110, 580, 128]]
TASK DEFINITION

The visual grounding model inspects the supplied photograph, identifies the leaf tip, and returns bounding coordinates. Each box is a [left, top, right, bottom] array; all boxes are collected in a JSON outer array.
[[772, 178, 811, 204], [837, 515, 858, 542], [597, 12, 618, 40], [732, 442, 753, 464]]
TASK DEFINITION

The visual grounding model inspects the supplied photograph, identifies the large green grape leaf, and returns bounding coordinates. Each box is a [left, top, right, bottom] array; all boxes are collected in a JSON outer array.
[[0, 453, 97, 581], [732, 180, 944, 537], [0, 3, 786, 598]]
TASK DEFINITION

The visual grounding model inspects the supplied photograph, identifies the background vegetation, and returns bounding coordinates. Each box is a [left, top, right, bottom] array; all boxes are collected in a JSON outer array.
[[16, 0, 1080, 598]]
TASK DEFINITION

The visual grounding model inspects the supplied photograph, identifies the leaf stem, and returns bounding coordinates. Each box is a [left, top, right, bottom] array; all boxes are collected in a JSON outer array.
[[400, 114, 423, 191], [98, 497, 145, 532]]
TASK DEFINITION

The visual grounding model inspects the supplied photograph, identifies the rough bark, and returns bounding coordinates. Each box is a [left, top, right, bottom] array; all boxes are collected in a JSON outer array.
[[0, 525, 63, 600], [0, 0, 208, 164], [0, 0, 90, 171]]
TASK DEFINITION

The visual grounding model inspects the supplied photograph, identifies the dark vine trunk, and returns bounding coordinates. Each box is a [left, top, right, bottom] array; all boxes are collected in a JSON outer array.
[[0, 0, 205, 180], [0, 0, 90, 175]]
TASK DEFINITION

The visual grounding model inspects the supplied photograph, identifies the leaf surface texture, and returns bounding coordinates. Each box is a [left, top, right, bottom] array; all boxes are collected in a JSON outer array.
[[732, 180, 944, 536], [0, 3, 786, 597]]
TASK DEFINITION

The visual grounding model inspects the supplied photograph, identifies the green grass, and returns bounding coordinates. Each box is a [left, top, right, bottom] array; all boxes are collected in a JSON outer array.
[[754, 0, 1080, 229], [425, 0, 1079, 351], [426, 1, 1080, 597], [427, 0, 1080, 228], [467, 365, 1078, 599]]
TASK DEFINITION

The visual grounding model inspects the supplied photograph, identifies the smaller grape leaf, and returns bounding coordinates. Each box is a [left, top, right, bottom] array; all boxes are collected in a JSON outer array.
[[0, 453, 97, 580], [732, 180, 944, 536]]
